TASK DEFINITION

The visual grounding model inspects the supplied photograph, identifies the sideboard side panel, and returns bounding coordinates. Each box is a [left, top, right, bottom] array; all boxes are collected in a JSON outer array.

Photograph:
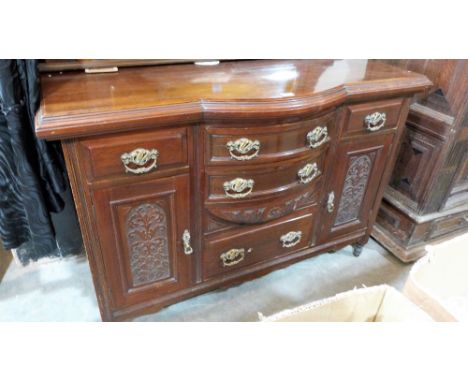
[[62, 141, 114, 320]]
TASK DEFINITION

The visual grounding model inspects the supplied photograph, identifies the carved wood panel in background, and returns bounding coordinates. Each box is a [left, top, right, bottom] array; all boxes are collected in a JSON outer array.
[[126, 203, 171, 287], [390, 126, 443, 207], [206, 188, 318, 228], [335, 153, 375, 226]]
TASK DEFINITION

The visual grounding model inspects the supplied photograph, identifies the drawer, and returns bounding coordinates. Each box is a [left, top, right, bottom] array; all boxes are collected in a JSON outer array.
[[78, 127, 188, 181], [343, 98, 403, 136], [206, 153, 326, 202], [205, 183, 321, 227], [203, 209, 316, 280], [204, 111, 335, 165]]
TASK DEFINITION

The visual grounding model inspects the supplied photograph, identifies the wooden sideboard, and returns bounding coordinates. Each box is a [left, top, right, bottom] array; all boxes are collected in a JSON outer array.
[[372, 60, 468, 262], [35, 60, 431, 321]]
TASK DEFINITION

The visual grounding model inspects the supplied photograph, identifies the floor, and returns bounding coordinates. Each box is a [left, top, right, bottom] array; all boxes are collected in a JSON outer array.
[[0, 238, 412, 321]]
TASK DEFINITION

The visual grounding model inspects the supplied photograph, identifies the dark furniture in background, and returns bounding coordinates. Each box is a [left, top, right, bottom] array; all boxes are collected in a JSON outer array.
[[372, 60, 468, 262], [35, 60, 431, 320]]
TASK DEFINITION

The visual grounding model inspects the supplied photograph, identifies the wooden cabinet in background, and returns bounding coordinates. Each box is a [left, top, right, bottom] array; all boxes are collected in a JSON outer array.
[[35, 60, 431, 320], [372, 60, 468, 262]]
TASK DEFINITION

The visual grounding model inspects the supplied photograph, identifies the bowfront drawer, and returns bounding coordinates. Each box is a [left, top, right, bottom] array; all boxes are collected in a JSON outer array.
[[206, 153, 326, 202], [203, 209, 316, 280], [78, 127, 188, 181], [204, 184, 321, 228], [343, 98, 403, 137], [204, 111, 335, 165]]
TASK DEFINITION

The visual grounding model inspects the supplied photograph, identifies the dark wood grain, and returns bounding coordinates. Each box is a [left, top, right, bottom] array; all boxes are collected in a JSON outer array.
[[204, 110, 335, 166], [203, 208, 316, 280], [78, 126, 188, 181], [342, 98, 402, 137], [38, 60, 431, 320], [204, 182, 322, 228], [205, 153, 326, 202], [36, 60, 431, 140], [318, 133, 393, 244], [91, 175, 192, 309]]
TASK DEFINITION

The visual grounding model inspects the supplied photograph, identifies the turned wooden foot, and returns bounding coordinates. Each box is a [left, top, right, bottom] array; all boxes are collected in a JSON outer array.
[[352, 243, 364, 257]]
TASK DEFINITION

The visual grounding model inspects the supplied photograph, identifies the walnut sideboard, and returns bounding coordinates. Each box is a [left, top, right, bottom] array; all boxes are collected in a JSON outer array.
[[35, 60, 431, 321]]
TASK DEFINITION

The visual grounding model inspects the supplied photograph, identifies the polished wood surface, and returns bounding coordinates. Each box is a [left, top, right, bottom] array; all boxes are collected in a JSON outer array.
[[36, 60, 430, 140], [203, 208, 316, 280], [206, 153, 326, 202], [78, 126, 188, 181], [39, 60, 431, 320], [204, 110, 335, 166], [204, 185, 322, 229], [92, 175, 192, 309], [318, 133, 394, 244], [343, 98, 402, 136]]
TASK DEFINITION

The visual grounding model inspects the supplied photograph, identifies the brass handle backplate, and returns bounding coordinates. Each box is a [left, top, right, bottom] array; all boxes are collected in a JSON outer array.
[[220, 248, 251, 267], [182, 229, 193, 255], [121, 148, 159, 175], [327, 191, 335, 213], [298, 162, 321, 184], [223, 178, 255, 199], [307, 126, 329, 148], [226, 138, 261, 161], [365, 112, 386, 132], [280, 231, 302, 248]]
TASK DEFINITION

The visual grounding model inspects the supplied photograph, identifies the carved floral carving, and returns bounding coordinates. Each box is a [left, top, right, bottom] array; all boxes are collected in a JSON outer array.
[[206, 189, 318, 226], [126, 203, 171, 287], [335, 154, 374, 225]]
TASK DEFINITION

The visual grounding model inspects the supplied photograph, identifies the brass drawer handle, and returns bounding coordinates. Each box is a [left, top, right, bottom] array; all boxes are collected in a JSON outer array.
[[298, 162, 321, 184], [121, 148, 159, 175], [223, 178, 255, 199], [365, 112, 386, 132], [307, 126, 329, 148], [280, 231, 302, 248], [220, 248, 251, 267], [327, 191, 335, 213], [182, 229, 193, 255], [226, 138, 261, 161]]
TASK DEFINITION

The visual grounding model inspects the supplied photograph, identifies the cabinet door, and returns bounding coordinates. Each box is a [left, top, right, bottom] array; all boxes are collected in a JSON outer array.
[[92, 174, 192, 311], [319, 134, 393, 243]]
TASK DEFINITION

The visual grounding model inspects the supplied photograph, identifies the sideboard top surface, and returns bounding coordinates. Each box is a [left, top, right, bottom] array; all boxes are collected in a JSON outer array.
[[36, 59, 431, 140]]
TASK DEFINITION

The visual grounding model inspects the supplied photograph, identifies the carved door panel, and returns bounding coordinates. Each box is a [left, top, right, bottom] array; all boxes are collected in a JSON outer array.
[[318, 134, 393, 243], [92, 174, 192, 310]]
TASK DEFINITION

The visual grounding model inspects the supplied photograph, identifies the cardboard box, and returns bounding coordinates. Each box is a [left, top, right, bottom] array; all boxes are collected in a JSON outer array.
[[260, 285, 432, 322], [404, 233, 468, 322]]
